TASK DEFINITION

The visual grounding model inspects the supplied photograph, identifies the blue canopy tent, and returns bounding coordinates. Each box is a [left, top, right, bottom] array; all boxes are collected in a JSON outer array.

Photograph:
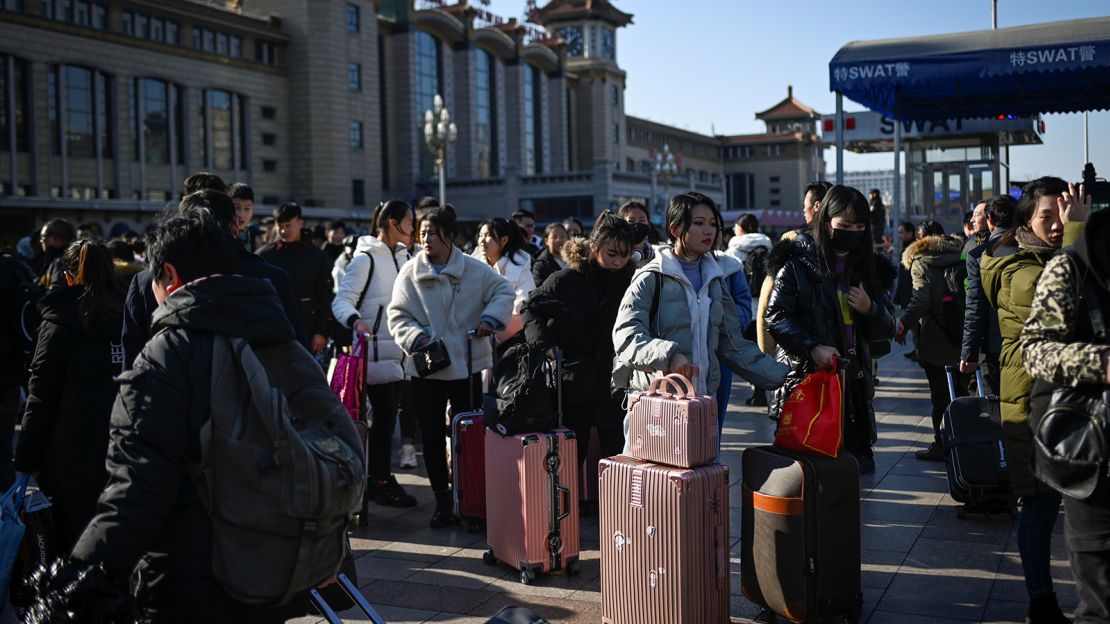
[[827, 17, 1110, 243], [829, 17, 1110, 121]]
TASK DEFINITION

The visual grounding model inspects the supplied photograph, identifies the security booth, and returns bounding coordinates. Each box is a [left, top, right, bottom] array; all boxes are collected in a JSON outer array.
[[818, 111, 1044, 232], [827, 16, 1110, 255]]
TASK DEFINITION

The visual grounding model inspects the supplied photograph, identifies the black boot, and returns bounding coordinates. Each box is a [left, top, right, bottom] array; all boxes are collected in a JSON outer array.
[[429, 490, 457, 529], [376, 475, 417, 508], [1026, 594, 1069, 624]]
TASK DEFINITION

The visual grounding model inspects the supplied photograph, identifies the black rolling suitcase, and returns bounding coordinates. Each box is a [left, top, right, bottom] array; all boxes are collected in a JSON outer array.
[[740, 446, 863, 623], [940, 366, 1015, 518]]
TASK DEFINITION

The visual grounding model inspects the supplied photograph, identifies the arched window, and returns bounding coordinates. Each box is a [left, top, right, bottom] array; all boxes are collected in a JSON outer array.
[[134, 78, 185, 164], [473, 48, 497, 178], [48, 65, 113, 159], [414, 30, 441, 179], [523, 64, 542, 175], [0, 54, 30, 153]]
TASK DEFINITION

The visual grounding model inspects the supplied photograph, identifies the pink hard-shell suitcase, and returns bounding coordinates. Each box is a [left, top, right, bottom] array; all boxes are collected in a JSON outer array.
[[482, 348, 581, 583], [482, 427, 581, 583], [451, 332, 486, 533], [599, 455, 730, 624], [627, 373, 718, 468]]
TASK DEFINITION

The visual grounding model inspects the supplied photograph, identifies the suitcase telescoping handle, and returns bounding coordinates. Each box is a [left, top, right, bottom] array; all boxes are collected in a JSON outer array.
[[554, 346, 564, 429], [310, 572, 387, 624], [944, 365, 987, 402]]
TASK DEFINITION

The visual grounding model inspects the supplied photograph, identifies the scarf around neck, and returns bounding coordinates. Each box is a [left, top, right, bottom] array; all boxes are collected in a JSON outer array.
[[1014, 226, 1057, 253]]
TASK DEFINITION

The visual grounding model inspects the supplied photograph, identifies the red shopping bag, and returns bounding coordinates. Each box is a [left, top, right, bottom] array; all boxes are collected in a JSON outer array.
[[329, 335, 365, 421], [774, 361, 844, 458]]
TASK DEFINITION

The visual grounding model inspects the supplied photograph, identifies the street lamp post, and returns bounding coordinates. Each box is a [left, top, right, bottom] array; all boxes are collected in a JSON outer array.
[[423, 94, 457, 208], [653, 143, 678, 220]]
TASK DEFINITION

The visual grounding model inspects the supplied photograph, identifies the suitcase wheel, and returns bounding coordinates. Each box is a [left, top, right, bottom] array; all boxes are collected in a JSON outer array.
[[519, 569, 535, 585], [482, 550, 496, 566], [566, 560, 580, 576]]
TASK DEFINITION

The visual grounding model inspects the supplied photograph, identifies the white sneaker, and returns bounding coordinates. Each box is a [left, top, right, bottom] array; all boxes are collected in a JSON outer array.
[[399, 443, 418, 469]]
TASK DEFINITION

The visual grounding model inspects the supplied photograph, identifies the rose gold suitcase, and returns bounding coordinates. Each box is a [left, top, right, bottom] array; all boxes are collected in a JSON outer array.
[[599, 455, 730, 624], [482, 427, 581, 583], [482, 349, 581, 584], [627, 373, 718, 468]]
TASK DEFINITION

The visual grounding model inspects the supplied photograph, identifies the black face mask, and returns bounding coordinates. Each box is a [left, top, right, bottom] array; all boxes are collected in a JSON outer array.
[[830, 228, 866, 252]]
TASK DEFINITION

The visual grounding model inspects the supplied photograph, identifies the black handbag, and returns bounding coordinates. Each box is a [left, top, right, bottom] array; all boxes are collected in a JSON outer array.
[[411, 338, 451, 377], [1030, 251, 1110, 501]]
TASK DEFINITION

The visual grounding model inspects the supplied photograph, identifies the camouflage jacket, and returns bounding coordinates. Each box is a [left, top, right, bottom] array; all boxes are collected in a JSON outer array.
[[1020, 252, 1110, 386]]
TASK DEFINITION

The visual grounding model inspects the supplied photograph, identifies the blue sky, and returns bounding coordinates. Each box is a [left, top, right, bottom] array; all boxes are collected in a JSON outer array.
[[484, 0, 1109, 181]]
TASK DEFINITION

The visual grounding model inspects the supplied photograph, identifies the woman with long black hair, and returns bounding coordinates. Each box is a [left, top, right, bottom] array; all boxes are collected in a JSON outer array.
[[333, 199, 418, 507], [15, 240, 127, 550], [764, 185, 897, 474], [612, 192, 787, 420], [473, 217, 535, 343]]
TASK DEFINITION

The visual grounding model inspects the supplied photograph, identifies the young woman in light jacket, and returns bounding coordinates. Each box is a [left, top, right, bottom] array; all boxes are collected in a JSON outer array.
[[472, 217, 535, 343], [388, 208, 515, 528], [612, 192, 788, 440], [332, 200, 417, 507]]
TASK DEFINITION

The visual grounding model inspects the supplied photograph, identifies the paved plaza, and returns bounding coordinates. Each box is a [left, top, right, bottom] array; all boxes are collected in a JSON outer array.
[[295, 342, 1077, 623]]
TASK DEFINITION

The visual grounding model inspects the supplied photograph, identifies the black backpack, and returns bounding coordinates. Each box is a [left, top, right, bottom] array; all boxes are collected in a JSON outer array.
[[744, 246, 770, 296], [2, 255, 44, 382], [935, 261, 967, 344], [483, 342, 558, 436]]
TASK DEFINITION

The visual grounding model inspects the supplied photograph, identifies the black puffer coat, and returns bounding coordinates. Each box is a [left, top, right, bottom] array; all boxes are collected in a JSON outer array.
[[521, 240, 634, 430], [14, 285, 124, 550], [69, 276, 306, 622], [531, 248, 563, 288], [764, 236, 897, 447]]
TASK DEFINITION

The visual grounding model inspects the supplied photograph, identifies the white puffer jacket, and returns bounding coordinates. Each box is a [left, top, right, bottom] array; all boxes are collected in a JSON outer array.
[[471, 248, 535, 315], [332, 235, 412, 384]]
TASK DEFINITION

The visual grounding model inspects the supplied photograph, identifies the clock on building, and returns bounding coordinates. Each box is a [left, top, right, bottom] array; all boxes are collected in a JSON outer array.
[[600, 27, 614, 60], [558, 26, 583, 57]]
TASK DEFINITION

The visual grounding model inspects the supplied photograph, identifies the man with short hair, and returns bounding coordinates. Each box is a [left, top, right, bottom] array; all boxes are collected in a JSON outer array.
[[27, 210, 312, 622], [802, 181, 832, 226], [121, 190, 305, 366], [959, 194, 1017, 394], [38, 218, 76, 291], [258, 203, 333, 354], [962, 210, 977, 239], [962, 200, 990, 255], [228, 182, 255, 252], [512, 208, 542, 255], [322, 220, 347, 265]]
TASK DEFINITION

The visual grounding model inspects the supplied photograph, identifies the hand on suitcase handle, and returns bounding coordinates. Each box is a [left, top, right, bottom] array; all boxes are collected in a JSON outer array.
[[647, 373, 695, 398]]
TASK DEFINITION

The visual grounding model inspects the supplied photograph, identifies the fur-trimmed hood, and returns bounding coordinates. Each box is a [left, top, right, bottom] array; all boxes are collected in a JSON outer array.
[[562, 237, 590, 272], [561, 237, 636, 283], [765, 231, 896, 295], [901, 235, 964, 269]]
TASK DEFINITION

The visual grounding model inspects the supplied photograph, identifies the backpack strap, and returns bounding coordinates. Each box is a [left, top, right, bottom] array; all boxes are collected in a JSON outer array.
[[224, 336, 283, 445], [648, 271, 662, 331], [353, 251, 376, 311], [1063, 249, 1107, 342]]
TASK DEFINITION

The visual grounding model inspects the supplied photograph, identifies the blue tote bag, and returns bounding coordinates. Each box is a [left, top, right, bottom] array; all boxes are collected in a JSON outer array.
[[0, 476, 28, 602]]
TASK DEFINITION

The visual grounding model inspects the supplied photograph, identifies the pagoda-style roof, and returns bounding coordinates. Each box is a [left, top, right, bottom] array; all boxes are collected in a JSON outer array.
[[754, 85, 819, 121], [536, 0, 633, 27]]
